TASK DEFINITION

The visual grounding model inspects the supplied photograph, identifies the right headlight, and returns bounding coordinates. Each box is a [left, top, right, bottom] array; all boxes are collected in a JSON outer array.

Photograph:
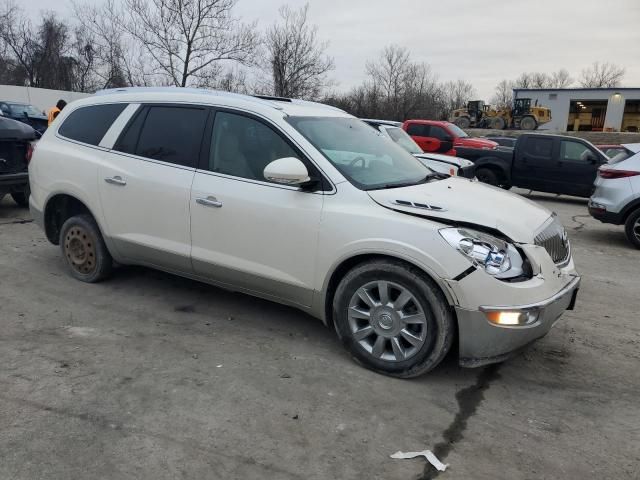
[[439, 227, 526, 280]]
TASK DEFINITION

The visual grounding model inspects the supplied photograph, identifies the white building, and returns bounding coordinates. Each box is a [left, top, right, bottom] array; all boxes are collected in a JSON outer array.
[[514, 87, 640, 133], [0, 85, 90, 114]]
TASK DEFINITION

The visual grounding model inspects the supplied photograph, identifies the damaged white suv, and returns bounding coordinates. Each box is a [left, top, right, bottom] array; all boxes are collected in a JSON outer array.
[[29, 88, 580, 377]]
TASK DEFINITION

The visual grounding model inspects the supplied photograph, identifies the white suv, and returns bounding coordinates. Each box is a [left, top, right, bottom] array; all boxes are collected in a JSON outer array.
[[29, 88, 580, 377], [589, 144, 640, 248]]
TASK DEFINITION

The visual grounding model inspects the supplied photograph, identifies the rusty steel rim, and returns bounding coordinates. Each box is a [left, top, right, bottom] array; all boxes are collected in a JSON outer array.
[[64, 226, 96, 274]]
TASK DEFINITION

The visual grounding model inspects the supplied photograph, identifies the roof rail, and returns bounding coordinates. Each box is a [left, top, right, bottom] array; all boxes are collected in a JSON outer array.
[[252, 95, 293, 103]]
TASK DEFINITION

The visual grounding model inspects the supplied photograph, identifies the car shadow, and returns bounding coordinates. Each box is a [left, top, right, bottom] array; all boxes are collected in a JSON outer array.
[[110, 264, 479, 381]]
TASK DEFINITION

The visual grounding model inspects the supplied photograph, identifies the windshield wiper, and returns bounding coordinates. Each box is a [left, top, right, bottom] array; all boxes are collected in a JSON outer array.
[[370, 173, 449, 190]]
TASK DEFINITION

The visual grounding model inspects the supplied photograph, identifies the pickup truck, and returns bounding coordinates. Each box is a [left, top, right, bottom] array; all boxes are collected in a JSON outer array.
[[455, 133, 609, 197], [402, 119, 497, 155], [0, 116, 37, 206]]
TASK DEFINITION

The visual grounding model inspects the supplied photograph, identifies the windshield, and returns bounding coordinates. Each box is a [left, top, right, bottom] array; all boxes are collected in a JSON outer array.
[[9, 103, 42, 117], [287, 116, 431, 190], [384, 126, 423, 155], [446, 123, 468, 138]]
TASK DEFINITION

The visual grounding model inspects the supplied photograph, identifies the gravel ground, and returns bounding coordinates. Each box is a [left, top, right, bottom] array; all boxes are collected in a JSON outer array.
[[0, 191, 638, 480]]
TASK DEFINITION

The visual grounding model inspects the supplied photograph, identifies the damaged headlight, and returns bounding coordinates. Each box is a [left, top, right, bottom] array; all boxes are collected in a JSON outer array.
[[439, 227, 525, 279]]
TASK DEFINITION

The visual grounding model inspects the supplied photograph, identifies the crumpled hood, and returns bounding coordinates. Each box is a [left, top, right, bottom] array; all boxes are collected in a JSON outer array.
[[367, 177, 552, 243]]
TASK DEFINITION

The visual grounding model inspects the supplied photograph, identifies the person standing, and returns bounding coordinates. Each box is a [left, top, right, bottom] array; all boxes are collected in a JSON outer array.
[[47, 100, 67, 126]]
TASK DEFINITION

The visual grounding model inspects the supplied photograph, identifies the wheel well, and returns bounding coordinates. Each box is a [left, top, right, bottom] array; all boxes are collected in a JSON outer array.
[[622, 201, 640, 223], [475, 164, 507, 183], [44, 194, 93, 244], [323, 254, 453, 329]]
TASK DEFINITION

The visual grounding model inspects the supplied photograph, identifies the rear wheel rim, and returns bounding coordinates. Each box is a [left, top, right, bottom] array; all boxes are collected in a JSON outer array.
[[347, 281, 427, 362], [634, 217, 640, 242], [64, 226, 97, 275]]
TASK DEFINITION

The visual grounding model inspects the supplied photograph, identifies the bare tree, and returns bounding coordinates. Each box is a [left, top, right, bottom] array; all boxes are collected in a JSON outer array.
[[325, 45, 442, 121], [440, 79, 476, 114], [580, 61, 625, 88], [264, 3, 334, 99], [491, 79, 514, 109], [549, 69, 573, 88], [72, 0, 145, 89], [117, 0, 258, 87]]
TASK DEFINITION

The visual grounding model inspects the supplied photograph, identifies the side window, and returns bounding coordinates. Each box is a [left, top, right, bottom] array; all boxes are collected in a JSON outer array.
[[134, 106, 208, 167], [560, 140, 592, 162], [208, 111, 299, 182], [114, 107, 146, 154], [406, 123, 429, 137], [526, 137, 553, 159], [58, 104, 127, 146], [430, 126, 449, 141]]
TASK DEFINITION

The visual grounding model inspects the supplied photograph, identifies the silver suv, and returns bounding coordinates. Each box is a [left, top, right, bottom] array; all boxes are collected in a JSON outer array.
[[589, 144, 640, 248]]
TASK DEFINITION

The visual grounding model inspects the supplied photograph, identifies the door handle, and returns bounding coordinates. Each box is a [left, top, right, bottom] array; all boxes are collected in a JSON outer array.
[[104, 176, 126, 186], [196, 196, 223, 208]]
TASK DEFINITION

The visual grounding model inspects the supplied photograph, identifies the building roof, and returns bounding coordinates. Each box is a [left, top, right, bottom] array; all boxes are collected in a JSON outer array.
[[514, 87, 640, 92]]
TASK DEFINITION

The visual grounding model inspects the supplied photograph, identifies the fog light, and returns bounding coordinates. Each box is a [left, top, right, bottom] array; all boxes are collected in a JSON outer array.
[[484, 310, 538, 326]]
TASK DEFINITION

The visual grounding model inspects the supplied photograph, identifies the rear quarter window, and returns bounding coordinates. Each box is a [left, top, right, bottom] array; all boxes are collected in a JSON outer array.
[[58, 104, 127, 146]]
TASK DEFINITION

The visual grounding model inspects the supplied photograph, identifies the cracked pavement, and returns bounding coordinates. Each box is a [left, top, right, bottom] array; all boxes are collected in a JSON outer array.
[[1, 191, 639, 479]]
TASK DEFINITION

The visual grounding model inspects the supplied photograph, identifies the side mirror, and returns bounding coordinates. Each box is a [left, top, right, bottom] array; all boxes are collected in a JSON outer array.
[[263, 157, 311, 186]]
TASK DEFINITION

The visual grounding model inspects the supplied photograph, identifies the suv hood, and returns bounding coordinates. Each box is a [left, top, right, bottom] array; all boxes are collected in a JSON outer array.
[[367, 177, 551, 243]]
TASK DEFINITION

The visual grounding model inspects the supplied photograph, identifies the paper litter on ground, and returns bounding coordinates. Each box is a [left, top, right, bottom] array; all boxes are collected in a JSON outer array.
[[390, 449, 448, 472]]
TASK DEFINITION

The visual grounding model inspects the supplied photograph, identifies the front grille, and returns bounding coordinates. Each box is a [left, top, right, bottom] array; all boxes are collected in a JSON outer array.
[[535, 217, 571, 266]]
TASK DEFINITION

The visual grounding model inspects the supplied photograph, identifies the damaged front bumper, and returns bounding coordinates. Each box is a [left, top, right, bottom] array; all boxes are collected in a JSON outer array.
[[455, 275, 580, 367]]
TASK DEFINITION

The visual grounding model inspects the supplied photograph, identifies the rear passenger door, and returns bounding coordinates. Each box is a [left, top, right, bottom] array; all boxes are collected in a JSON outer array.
[[98, 104, 209, 272], [512, 136, 555, 192]]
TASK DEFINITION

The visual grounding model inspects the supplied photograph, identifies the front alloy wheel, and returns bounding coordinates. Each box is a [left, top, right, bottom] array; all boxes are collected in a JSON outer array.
[[334, 260, 455, 378], [348, 281, 427, 362]]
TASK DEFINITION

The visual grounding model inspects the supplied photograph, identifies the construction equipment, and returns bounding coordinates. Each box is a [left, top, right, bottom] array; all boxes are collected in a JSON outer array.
[[451, 98, 552, 130]]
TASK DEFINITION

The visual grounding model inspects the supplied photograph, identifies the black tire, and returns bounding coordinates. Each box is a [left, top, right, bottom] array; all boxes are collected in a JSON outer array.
[[333, 260, 455, 378], [520, 116, 537, 130], [624, 209, 640, 249], [11, 185, 29, 207], [60, 214, 113, 282], [491, 116, 506, 130], [454, 116, 471, 129], [475, 167, 500, 186]]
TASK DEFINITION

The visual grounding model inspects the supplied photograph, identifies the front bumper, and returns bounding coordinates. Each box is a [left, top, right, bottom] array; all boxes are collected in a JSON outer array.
[[456, 275, 580, 367], [0, 171, 28, 194]]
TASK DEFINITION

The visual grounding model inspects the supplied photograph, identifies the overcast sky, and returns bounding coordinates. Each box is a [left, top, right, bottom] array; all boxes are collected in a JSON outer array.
[[25, 0, 640, 98]]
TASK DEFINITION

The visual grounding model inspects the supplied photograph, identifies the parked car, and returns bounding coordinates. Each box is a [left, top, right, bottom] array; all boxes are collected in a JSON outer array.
[[402, 119, 498, 155], [0, 116, 37, 206], [29, 88, 580, 377], [589, 144, 640, 248], [0, 101, 48, 134], [483, 136, 517, 148], [455, 133, 609, 197], [362, 119, 475, 177], [596, 144, 626, 159]]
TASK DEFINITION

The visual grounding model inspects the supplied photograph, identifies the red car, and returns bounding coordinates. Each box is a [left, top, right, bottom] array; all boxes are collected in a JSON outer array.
[[403, 119, 498, 155]]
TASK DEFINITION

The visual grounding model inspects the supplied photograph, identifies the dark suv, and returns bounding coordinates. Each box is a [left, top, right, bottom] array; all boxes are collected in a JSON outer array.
[[0, 116, 36, 206]]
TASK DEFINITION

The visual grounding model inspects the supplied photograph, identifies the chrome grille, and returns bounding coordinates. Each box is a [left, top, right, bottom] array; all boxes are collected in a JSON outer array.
[[535, 217, 571, 266]]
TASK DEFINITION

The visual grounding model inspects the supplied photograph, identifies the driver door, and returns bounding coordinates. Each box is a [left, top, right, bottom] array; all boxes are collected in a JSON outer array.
[[190, 109, 325, 307]]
